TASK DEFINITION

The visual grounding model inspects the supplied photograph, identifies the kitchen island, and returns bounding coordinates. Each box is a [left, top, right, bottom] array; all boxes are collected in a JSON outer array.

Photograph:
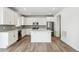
[[31, 30, 51, 42]]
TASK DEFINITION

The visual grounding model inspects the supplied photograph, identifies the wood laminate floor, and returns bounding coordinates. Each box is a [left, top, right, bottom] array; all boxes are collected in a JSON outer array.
[[0, 36, 77, 52]]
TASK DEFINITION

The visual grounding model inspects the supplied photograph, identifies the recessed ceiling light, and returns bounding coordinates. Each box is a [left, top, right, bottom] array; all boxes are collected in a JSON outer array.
[[52, 8, 55, 10], [23, 8, 26, 10]]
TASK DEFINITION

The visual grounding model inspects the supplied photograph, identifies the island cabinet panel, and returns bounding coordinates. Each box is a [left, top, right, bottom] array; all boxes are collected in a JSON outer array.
[[31, 30, 51, 42]]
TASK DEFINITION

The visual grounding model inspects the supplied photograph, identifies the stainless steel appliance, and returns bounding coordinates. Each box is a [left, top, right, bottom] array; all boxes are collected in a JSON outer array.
[[32, 22, 39, 29], [47, 22, 54, 36]]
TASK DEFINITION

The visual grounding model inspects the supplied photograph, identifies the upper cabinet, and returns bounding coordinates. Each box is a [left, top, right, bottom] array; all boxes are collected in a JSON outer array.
[[37, 17, 47, 25], [46, 17, 55, 22], [24, 17, 35, 25], [0, 7, 55, 25], [23, 17, 54, 25], [24, 17, 47, 25], [20, 16, 25, 25], [0, 7, 21, 25]]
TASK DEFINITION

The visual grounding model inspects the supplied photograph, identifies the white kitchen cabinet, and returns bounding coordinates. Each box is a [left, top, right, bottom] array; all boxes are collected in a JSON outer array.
[[22, 29, 31, 36], [3, 7, 15, 25], [0, 7, 10, 25], [15, 15, 22, 26], [0, 30, 18, 48], [0, 33, 8, 48], [0, 8, 3, 24], [0, 7, 20, 25], [26, 29, 31, 35], [37, 17, 47, 25], [8, 31, 15, 46], [10, 9, 16, 25], [24, 17, 48, 25], [3, 8, 9, 24], [20, 16, 25, 25], [22, 29, 26, 37], [14, 12, 19, 25], [19, 16, 22, 25], [46, 17, 54, 22], [8, 30, 18, 46], [24, 18, 35, 25]]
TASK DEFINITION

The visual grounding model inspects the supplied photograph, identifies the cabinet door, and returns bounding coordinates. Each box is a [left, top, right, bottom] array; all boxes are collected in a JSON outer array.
[[46, 17, 54, 22], [3, 8, 10, 25], [38, 17, 47, 25], [22, 29, 26, 37], [1, 8, 20, 25], [0, 8, 3, 24], [8, 31, 14, 46], [24, 18, 34, 25], [14, 12, 18, 25], [10, 10, 15, 25], [24, 29, 26, 36], [15, 15, 22, 26], [21, 16, 24, 25], [8, 30, 17, 46], [0, 33, 8, 48], [26, 29, 31, 35], [3, 8, 16, 25], [18, 16, 22, 26], [14, 30, 18, 41], [22, 29, 25, 37]]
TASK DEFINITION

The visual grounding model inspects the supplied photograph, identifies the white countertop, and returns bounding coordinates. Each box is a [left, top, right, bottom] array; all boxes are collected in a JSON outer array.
[[31, 29, 53, 32]]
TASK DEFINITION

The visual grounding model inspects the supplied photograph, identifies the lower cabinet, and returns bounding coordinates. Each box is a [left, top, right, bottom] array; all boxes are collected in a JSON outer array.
[[8, 30, 18, 46], [0, 33, 8, 48], [0, 30, 18, 48], [22, 29, 31, 37], [26, 29, 31, 35], [22, 29, 26, 37], [0, 29, 32, 48]]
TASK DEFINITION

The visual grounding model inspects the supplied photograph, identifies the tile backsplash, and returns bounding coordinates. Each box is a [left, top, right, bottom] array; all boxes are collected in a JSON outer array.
[[0, 25, 15, 31], [21, 25, 47, 29], [0, 25, 47, 31]]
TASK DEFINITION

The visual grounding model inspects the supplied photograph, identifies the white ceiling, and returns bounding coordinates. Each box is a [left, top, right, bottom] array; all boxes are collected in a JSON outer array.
[[14, 7, 64, 16]]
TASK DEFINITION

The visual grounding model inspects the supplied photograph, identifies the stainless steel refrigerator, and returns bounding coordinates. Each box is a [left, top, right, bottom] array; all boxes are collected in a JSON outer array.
[[47, 22, 54, 36]]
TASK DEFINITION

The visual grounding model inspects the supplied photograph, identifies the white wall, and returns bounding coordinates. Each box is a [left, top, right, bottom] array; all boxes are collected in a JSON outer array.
[[54, 16, 60, 37], [55, 7, 79, 51]]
